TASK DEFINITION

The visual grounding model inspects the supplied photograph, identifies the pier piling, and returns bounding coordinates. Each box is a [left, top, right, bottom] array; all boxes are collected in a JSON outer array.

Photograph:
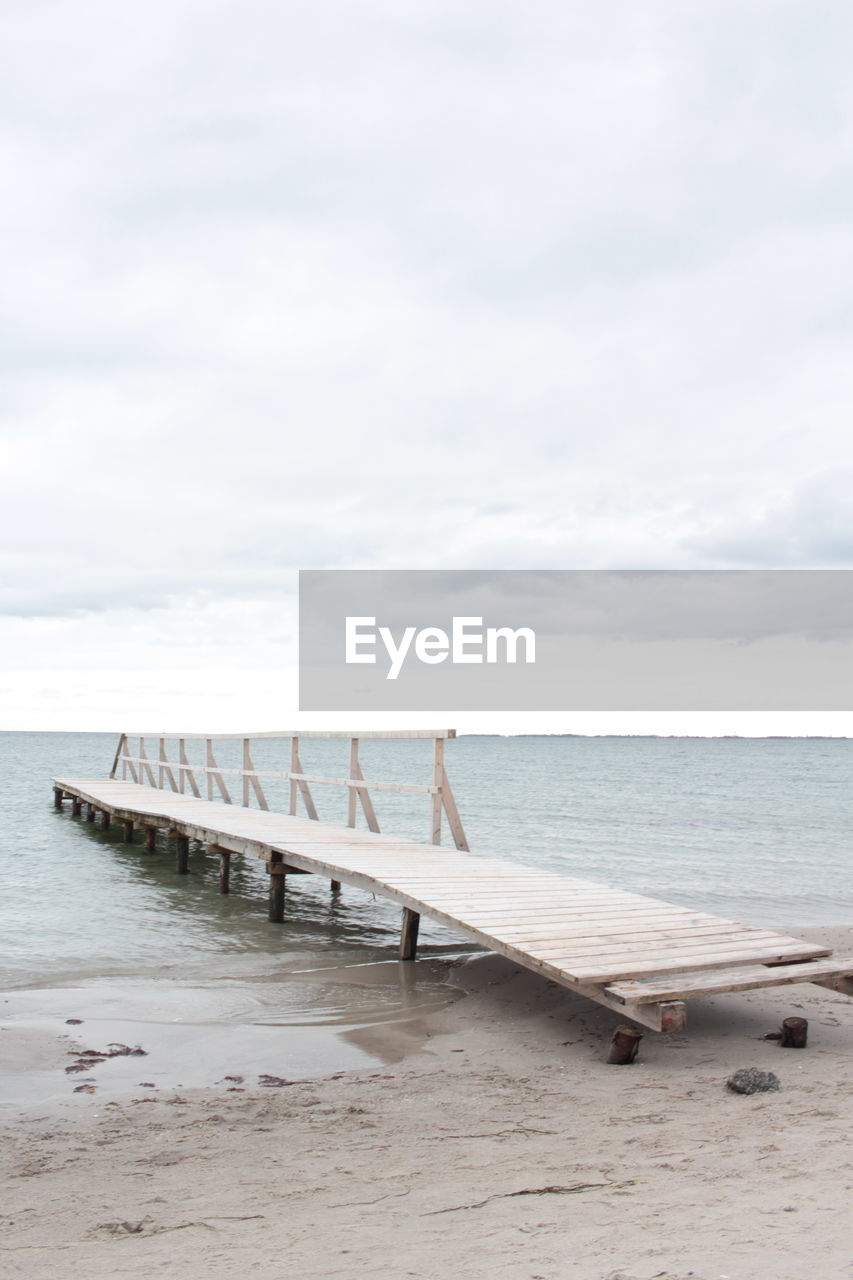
[[176, 834, 190, 874], [400, 907, 420, 961], [268, 853, 285, 922]]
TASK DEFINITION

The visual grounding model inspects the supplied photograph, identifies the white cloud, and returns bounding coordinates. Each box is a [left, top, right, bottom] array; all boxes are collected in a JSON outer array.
[[3, 1, 853, 725]]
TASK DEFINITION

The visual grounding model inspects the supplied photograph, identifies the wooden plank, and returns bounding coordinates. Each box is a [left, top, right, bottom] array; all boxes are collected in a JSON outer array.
[[607, 957, 853, 1004], [533, 938, 829, 970], [390, 893, 664, 912], [564, 944, 831, 984], [526, 929, 805, 960], [497, 924, 780, 950], [430, 903, 704, 924]]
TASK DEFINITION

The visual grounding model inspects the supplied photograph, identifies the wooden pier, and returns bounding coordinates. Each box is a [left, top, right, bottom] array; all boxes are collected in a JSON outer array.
[[52, 730, 853, 1035]]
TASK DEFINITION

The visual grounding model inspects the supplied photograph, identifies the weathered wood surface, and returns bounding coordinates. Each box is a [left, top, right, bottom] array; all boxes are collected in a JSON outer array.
[[52, 776, 853, 1033]]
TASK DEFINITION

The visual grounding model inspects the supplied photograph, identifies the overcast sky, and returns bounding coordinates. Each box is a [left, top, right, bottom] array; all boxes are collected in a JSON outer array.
[[3, 1, 853, 733]]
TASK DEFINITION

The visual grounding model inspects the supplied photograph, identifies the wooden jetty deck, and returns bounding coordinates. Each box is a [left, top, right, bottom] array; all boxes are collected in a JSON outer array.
[[52, 730, 853, 1035]]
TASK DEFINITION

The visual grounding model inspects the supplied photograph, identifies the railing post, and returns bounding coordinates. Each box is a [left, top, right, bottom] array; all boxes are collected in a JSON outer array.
[[110, 734, 125, 780], [138, 737, 156, 788], [289, 737, 298, 816], [348, 736, 380, 833], [347, 737, 358, 829], [179, 738, 201, 797], [431, 738, 443, 846], [242, 738, 268, 810], [289, 737, 319, 820], [159, 738, 178, 792]]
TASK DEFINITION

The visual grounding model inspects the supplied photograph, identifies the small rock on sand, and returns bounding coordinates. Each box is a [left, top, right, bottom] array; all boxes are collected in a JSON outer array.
[[727, 1067, 781, 1094]]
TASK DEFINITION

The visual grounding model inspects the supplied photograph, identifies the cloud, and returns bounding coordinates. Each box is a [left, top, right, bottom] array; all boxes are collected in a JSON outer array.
[[3, 2, 853, 724], [687, 469, 853, 566]]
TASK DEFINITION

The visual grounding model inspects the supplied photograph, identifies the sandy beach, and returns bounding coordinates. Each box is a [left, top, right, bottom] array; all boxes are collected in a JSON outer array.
[[3, 928, 853, 1280]]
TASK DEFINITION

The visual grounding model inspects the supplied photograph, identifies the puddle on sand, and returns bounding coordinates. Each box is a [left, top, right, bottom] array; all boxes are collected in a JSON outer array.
[[0, 958, 465, 1112]]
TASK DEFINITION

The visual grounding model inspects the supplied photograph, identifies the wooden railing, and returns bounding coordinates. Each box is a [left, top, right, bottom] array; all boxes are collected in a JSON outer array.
[[110, 729, 469, 850]]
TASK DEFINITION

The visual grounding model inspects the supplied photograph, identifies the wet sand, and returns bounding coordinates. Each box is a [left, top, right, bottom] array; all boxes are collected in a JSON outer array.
[[2, 929, 853, 1279]]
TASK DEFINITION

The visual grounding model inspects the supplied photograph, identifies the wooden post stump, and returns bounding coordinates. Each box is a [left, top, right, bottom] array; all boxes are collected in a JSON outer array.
[[176, 834, 190, 875], [268, 854, 285, 922], [218, 850, 231, 894], [400, 908, 420, 961], [123, 821, 134, 841], [53, 788, 63, 810], [780, 1016, 808, 1048], [331, 879, 341, 893], [606, 1025, 643, 1064], [144, 827, 156, 851]]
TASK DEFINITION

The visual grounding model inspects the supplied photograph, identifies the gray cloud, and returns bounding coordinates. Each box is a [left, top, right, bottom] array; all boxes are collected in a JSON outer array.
[[2, 0, 853, 646]]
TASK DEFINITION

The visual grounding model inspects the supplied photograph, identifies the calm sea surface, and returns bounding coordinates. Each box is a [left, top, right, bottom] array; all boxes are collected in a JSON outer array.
[[2, 732, 851, 1101]]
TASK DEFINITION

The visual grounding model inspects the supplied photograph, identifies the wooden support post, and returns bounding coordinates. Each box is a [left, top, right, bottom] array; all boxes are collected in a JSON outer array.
[[176, 834, 190, 875], [606, 1025, 643, 1064], [178, 738, 201, 797], [348, 737, 380, 834], [144, 827, 156, 852], [347, 738, 358, 829], [123, 821, 134, 842], [268, 853, 285, 922], [780, 1016, 808, 1048], [219, 850, 231, 894], [242, 738, 251, 807], [71, 797, 82, 817], [109, 734, 126, 779], [400, 907, 420, 961], [53, 788, 63, 810], [100, 809, 111, 830], [431, 740, 443, 845], [86, 803, 96, 822]]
